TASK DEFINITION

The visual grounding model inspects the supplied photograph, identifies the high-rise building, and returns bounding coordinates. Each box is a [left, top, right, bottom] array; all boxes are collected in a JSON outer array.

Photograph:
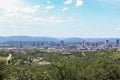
[[105, 40, 109, 48], [116, 39, 119, 48], [60, 40, 65, 47], [32, 42, 36, 47], [82, 40, 86, 47], [37, 42, 40, 47], [93, 42, 97, 48], [41, 42, 44, 46]]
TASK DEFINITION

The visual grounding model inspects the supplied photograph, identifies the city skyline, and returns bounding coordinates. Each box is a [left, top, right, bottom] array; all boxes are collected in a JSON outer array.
[[0, 0, 120, 38]]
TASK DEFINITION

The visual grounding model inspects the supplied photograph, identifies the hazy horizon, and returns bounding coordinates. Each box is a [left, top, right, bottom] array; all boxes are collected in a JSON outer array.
[[0, 35, 120, 39], [0, 0, 120, 38]]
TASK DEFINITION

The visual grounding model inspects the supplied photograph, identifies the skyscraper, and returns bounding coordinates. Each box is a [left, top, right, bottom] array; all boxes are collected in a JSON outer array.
[[105, 40, 109, 48], [116, 39, 119, 48], [82, 40, 86, 47]]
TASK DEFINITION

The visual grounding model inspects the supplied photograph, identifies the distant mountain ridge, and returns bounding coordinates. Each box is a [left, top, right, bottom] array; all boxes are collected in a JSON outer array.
[[0, 36, 119, 42], [64, 38, 83, 42], [0, 36, 59, 42]]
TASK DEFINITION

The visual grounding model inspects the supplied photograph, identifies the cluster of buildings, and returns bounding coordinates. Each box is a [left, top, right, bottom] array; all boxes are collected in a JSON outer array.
[[0, 39, 120, 52]]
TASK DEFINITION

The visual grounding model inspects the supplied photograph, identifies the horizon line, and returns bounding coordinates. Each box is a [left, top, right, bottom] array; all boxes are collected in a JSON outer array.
[[0, 35, 120, 39]]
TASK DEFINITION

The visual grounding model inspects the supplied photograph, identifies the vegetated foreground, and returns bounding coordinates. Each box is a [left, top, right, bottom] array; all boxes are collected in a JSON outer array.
[[0, 49, 120, 80]]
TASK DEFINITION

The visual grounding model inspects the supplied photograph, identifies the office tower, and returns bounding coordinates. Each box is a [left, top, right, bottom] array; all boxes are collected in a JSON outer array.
[[93, 42, 97, 48], [37, 42, 40, 47], [116, 39, 119, 48], [19, 41, 23, 48], [33, 42, 36, 47], [60, 40, 65, 47], [41, 42, 44, 46], [105, 40, 109, 48], [82, 40, 86, 47]]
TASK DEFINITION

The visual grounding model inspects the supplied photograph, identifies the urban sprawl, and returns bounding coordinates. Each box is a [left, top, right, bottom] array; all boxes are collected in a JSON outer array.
[[0, 39, 120, 52]]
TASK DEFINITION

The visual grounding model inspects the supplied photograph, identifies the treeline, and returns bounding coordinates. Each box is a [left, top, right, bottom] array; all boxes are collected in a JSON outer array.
[[0, 49, 120, 80]]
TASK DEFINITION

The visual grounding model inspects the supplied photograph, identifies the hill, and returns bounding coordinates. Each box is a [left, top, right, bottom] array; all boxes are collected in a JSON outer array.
[[0, 36, 59, 42]]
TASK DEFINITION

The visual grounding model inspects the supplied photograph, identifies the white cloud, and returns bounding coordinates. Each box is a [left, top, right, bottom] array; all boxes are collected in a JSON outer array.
[[45, 5, 54, 10], [0, 14, 63, 25], [0, 0, 63, 25], [76, 0, 83, 7], [62, 7, 68, 11], [64, 0, 72, 5], [0, 0, 40, 16]]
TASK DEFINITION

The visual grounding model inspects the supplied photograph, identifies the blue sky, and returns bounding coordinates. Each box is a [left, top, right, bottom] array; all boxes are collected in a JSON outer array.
[[0, 0, 120, 38]]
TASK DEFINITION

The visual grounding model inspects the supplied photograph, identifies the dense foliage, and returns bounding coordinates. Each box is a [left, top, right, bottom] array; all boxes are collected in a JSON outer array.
[[0, 49, 120, 80]]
